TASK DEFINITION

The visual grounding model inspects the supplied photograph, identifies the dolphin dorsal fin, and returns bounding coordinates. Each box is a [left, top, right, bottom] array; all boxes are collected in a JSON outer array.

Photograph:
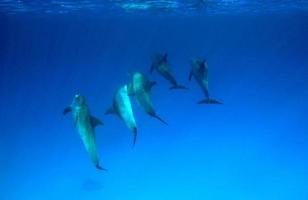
[[200, 60, 206, 69], [149, 81, 157, 89], [199, 60, 208, 74], [90, 116, 103, 127], [163, 53, 168, 61]]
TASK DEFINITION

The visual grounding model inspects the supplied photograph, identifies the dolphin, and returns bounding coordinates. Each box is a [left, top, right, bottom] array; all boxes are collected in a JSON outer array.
[[128, 72, 168, 125], [150, 53, 188, 90], [105, 85, 138, 147], [63, 94, 106, 170], [189, 59, 222, 104]]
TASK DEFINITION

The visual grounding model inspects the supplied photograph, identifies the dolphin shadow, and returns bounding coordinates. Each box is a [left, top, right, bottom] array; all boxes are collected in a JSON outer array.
[[81, 178, 104, 191]]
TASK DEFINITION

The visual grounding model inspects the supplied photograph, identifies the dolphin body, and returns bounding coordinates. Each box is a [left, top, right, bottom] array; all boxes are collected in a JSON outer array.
[[105, 85, 138, 146], [128, 72, 168, 125], [189, 59, 222, 104], [63, 94, 106, 170], [150, 53, 188, 90]]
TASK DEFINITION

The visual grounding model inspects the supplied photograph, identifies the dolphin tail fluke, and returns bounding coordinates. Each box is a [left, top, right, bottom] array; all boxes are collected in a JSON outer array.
[[96, 164, 108, 171], [132, 127, 137, 148], [150, 113, 168, 125], [169, 84, 189, 90], [198, 99, 223, 104]]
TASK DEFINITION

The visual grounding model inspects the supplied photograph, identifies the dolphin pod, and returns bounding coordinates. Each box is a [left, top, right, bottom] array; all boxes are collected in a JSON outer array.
[[64, 53, 222, 170]]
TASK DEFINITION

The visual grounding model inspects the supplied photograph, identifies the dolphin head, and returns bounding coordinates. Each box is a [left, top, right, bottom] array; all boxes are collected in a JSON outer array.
[[195, 58, 205, 65], [73, 94, 87, 107], [132, 71, 142, 78]]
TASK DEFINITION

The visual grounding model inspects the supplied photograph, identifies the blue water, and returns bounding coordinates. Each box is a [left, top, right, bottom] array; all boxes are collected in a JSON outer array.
[[1, 1, 308, 200]]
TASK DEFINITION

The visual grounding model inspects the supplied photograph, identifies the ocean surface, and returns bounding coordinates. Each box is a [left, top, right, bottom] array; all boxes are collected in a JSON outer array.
[[1, 1, 308, 200]]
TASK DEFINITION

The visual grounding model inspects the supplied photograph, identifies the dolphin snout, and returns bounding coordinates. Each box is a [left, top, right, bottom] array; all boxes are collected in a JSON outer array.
[[74, 94, 86, 105]]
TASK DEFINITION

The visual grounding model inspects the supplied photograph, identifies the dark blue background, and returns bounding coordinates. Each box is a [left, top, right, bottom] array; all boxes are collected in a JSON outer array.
[[1, 11, 308, 199]]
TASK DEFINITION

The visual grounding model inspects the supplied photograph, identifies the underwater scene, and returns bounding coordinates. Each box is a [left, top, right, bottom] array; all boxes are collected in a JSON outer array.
[[1, 0, 308, 200]]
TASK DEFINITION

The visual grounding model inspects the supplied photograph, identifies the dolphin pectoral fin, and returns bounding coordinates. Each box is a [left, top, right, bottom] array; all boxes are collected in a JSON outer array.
[[90, 116, 103, 127], [189, 70, 193, 81], [105, 107, 115, 115], [63, 107, 72, 115], [96, 164, 108, 171], [132, 127, 137, 148], [198, 99, 223, 104], [169, 84, 189, 90]]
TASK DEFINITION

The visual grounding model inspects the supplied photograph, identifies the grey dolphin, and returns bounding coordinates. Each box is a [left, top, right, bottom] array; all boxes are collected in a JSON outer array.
[[150, 53, 188, 90], [189, 59, 222, 104], [105, 85, 138, 147], [128, 72, 168, 125], [63, 94, 106, 170]]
